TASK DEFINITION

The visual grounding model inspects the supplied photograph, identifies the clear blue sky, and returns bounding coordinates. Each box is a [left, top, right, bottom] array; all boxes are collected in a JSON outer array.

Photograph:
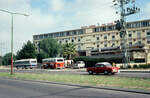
[[0, 0, 150, 55]]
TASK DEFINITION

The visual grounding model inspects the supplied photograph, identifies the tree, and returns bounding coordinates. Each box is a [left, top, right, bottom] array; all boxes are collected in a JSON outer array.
[[2, 52, 16, 65], [37, 50, 48, 63], [62, 43, 76, 59], [16, 40, 37, 60], [37, 38, 61, 62]]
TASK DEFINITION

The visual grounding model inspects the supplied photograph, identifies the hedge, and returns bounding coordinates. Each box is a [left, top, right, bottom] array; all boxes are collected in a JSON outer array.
[[73, 56, 122, 67]]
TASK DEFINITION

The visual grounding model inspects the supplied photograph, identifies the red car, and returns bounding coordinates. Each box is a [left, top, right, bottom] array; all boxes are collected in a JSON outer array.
[[87, 62, 119, 75]]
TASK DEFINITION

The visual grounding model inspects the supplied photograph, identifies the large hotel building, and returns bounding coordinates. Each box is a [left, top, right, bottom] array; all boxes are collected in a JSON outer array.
[[33, 19, 150, 64]]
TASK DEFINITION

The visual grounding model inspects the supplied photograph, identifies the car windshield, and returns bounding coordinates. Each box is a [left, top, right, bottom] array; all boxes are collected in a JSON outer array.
[[105, 63, 112, 66]]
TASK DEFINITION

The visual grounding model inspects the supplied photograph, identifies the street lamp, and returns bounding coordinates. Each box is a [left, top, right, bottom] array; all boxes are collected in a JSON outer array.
[[0, 9, 29, 74]]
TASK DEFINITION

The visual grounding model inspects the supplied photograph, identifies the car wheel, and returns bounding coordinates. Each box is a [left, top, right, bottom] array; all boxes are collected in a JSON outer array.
[[88, 71, 93, 75], [111, 72, 115, 75], [104, 71, 108, 75]]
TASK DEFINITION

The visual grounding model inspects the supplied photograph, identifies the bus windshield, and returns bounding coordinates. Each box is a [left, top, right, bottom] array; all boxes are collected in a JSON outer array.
[[57, 59, 64, 62]]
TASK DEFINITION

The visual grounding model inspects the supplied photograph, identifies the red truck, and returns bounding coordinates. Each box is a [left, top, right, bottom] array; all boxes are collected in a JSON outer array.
[[87, 62, 119, 75]]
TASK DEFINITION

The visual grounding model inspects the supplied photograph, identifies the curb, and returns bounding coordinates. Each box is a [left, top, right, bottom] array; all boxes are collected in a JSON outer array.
[[2, 77, 150, 95], [120, 70, 150, 73]]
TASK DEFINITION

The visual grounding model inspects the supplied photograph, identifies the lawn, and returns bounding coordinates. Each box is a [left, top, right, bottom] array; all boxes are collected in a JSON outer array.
[[0, 72, 150, 90]]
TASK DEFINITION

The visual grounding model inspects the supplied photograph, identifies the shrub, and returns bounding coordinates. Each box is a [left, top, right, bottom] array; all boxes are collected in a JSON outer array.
[[120, 66, 124, 69], [139, 64, 149, 69], [127, 65, 131, 69], [133, 64, 138, 69]]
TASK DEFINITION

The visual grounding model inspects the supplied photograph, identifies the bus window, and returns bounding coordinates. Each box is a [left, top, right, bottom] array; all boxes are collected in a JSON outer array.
[[31, 61, 37, 63], [57, 59, 64, 62]]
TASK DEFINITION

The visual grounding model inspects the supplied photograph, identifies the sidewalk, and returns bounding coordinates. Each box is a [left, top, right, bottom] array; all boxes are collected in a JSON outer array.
[[119, 69, 150, 73]]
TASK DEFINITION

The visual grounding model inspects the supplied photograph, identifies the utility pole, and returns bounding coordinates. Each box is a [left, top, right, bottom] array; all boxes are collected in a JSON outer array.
[[113, 0, 140, 68], [0, 9, 29, 74]]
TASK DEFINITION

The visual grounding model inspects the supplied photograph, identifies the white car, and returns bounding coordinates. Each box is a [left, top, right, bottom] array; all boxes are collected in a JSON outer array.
[[73, 61, 85, 68]]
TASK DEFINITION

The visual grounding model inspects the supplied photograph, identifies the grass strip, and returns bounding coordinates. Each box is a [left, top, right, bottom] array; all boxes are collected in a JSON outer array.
[[0, 72, 150, 90]]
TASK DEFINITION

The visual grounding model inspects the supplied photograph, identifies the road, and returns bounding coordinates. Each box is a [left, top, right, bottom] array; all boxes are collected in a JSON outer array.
[[0, 78, 150, 98], [0, 69, 150, 78]]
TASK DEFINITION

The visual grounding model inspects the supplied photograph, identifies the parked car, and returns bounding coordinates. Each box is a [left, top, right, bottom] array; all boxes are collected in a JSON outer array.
[[73, 61, 85, 68], [87, 62, 119, 75]]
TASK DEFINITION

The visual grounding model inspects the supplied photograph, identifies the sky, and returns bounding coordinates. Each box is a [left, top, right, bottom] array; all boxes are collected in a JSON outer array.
[[0, 0, 150, 56]]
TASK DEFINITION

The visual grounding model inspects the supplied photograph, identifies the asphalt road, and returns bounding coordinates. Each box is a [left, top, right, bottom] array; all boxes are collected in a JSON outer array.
[[0, 69, 150, 78], [0, 78, 150, 98]]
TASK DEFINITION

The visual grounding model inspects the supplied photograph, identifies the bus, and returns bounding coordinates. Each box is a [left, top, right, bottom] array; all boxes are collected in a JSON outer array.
[[42, 58, 65, 69], [14, 59, 37, 69]]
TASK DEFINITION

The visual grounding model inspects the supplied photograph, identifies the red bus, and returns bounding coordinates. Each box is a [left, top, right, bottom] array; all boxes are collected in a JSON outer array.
[[42, 58, 65, 69]]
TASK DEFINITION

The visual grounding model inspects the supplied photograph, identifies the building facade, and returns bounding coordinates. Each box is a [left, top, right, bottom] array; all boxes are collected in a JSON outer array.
[[33, 19, 150, 63]]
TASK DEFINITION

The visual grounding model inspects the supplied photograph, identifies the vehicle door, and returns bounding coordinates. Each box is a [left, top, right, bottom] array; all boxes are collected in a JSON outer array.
[[100, 64, 105, 73], [94, 64, 101, 73]]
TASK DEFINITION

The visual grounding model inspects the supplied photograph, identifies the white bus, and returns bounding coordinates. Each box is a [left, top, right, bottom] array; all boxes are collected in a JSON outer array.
[[14, 59, 37, 69]]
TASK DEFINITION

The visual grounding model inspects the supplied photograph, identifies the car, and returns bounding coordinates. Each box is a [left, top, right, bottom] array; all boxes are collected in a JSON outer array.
[[87, 62, 119, 75], [73, 61, 85, 68]]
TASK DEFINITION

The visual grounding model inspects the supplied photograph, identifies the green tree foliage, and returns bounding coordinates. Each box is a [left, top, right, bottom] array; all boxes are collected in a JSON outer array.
[[2, 52, 16, 66], [62, 43, 76, 59], [37, 50, 48, 63], [16, 40, 37, 60], [37, 38, 61, 62]]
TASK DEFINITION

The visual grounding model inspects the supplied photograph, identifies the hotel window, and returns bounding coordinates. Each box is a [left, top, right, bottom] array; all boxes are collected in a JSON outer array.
[[33, 36, 38, 40], [65, 40, 68, 43], [78, 38, 80, 42], [141, 21, 149, 27], [73, 31, 77, 35], [133, 39, 136, 42], [59, 41, 62, 44], [137, 31, 141, 38], [104, 35, 107, 40], [120, 43, 123, 46], [136, 22, 141, 28], [112, 35, 115, 40], [48, 34, 53, 38], [111, 43, 115, 47], [147, 31, 150, 36], [60, 32, 64, 37], [71, 39, 74, 43], [39, 35, 43, 39], [104, 44, 107, 47], [97, 44, 99, 48], [127, 23, 131, 28], [147, 40, 150, 44], [129, 42, 132, 46], [97, 37, 99, 40], [102, 27, 106, 31], [78, 30, 83, 35], [66, 32, 70, 36], [108, 26, 113, 31], [78, 45, 81, 50], [94, 28, 99, 32], [128, 34, 132, 38], [132, 23, 137, 28], [142, 30, 145, 32], [138, 41, 141, 44], [44, 35, 48, 38], [54, 33, 59, 37]]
